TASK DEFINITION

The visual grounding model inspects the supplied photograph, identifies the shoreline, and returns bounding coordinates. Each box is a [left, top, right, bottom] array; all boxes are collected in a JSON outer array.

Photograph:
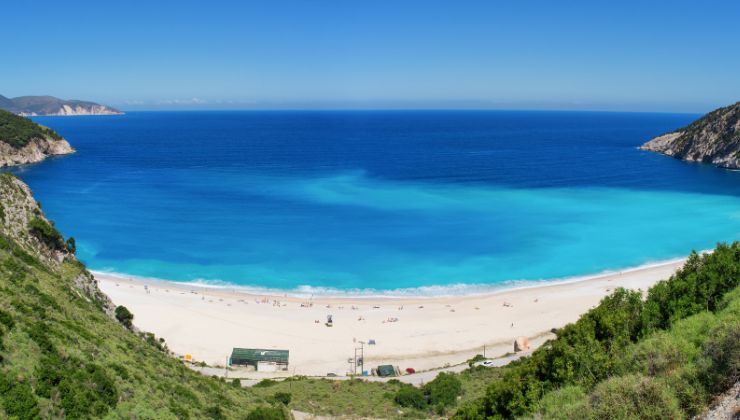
[[96, 258, 686, 376], [91, 255, 689, 299]]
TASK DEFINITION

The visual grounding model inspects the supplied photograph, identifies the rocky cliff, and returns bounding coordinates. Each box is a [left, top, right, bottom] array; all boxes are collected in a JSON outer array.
[[0, 137, 74, 167], [641, 102, 740, 169], [0, 109, 74, 167], [0, 172, 115, 314], [0, 94, 123, 116]]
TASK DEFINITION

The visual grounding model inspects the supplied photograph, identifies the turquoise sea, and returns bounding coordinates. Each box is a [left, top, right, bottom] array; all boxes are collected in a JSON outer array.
[[14, 111, 740, 294]]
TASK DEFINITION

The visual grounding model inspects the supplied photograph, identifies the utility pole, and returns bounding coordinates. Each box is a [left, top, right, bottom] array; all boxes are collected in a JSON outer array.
[[353, 347, 358, 375], [357, 341, 365, 375], [352, 341, 365, 375]]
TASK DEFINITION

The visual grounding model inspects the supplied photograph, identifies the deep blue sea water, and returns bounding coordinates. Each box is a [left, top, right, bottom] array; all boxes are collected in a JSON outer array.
[[13, 111, 740, 294]]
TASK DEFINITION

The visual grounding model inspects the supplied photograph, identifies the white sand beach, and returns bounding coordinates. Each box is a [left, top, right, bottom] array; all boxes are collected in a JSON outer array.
[[97, 260, 684, 377]]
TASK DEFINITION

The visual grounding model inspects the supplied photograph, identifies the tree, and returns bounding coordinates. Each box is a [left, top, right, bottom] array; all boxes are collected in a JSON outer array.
[[65, 237, 76, 254], [115, 306, 134, 329], [424, 372, 462, 408], [394, 384, 426, 409]]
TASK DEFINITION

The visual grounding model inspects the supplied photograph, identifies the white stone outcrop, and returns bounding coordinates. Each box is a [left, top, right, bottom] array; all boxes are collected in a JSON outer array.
[[0, 137, 75, 167]]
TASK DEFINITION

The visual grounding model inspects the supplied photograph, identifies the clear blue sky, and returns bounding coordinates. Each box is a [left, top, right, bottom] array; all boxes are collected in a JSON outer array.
[[2, 0, 738, 112]]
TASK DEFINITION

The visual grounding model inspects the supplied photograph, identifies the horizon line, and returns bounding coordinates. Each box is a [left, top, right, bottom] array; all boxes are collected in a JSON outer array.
[[107, 107, 702, 115]]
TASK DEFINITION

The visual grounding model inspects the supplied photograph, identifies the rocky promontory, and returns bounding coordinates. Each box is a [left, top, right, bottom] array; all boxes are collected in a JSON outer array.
[[0, 94, 123, 116], [0, 109, 74, 167], [641, 101, 740, 169]]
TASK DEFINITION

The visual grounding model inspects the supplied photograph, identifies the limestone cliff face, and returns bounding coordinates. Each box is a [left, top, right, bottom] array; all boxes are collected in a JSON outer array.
[[0, 173, 69, 266], [641, 102, 740, 169], [19, 104, 122, 116], [0, 136, 75, 167]]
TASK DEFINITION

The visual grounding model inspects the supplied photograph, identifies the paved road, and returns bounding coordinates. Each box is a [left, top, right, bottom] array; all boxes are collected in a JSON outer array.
[[187, 348, 535, 387]]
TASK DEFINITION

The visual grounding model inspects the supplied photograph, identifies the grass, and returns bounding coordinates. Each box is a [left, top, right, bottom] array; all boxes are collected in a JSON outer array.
[[252, 378, 424, 419], [247, 361, 505, 419], [0, 237, 274, 418]]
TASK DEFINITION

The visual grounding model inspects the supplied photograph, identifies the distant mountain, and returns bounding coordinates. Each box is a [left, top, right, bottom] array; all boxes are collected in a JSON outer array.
[[0, 94, 122, 116], [641, 101, 740, 169]]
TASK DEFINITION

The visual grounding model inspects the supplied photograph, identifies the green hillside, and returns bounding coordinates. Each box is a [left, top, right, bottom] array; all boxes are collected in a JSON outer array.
[[0, 110, 63, 148], [0, 173, 286, 419]]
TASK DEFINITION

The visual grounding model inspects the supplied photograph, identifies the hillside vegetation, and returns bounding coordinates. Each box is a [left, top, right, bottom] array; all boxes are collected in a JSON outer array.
[[0, 110, 63, 148], [453, 242, 739, 419], [0, 173, 287, 419]]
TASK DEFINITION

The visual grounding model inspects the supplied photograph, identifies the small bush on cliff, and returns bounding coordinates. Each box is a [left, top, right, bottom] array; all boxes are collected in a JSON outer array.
[[28, 217, 65, 251], [114, 305, 134, 329], [65, 237, 76, 254]]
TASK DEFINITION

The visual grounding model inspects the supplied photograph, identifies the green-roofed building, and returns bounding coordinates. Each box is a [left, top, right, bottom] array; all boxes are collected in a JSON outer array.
[[376, 364, 396, 377], [229, 348, 289, 372]]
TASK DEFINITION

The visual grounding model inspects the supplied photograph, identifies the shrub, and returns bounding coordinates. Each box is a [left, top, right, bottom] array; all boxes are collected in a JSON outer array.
[[481, 364, 542, 418], [230, 378, 241, 388], [65, 237, 76, 254], [0, 375, 39, 419], [588, 374, 681, 419], [658, 364, 709, 417], [424, 372, 462, 408], [0, 309, 14, 330], [115, 305, 134, 329], [246, 405, 288, 420], [270, 391, 292, 405], [394, 384, 426, 409], [617, 331, 698, 377], [204, 404, 225, 419], [28, 217, 65, 251], [702, 320, 740, 392], [535, 385, 589, 420], [254, 378, 279, 388], [35, 355, 119, 418], [451, 399, 487, 420]]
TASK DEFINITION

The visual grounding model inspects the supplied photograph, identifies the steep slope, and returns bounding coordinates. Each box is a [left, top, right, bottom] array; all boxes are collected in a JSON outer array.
[[641, 102, 740, 169], [0, 173, 285, 419], [0, 95, 122, 116], [0, 110, 74, 167]]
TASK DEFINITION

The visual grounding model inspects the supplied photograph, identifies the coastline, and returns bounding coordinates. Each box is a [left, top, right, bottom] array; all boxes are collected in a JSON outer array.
[[92, 256, 688, 298], [96, 258, 685, 376]]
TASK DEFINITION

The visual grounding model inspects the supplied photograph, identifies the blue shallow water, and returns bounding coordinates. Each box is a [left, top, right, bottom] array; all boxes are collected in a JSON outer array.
[[13, 111, 740, 293]]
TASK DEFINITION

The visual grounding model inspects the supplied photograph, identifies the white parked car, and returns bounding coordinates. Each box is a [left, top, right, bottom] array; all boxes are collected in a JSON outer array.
[[473, 360, 497, 368]]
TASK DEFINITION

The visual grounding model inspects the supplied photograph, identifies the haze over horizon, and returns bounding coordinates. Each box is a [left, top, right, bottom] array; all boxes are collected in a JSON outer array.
[[3, 0, 739, 113]]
